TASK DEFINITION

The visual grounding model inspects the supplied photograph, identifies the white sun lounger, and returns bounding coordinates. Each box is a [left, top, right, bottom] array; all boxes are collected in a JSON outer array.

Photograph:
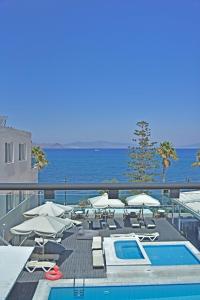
[[92, 236, 102, 250], [92, 250, 104, 268], [135, 232, 159, 241], [25, 260, 56, 273], [35, 237, 62, 246], [72, 220, 82, 226]]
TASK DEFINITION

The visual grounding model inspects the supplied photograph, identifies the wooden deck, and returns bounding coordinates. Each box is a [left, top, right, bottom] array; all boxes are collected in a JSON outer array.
[[7, 218, 186, 300]]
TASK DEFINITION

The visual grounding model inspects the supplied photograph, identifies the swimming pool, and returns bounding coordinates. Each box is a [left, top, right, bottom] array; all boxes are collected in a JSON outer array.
[[143, 244, 200, 266], [48, 284, 200, 300], [114, 240, 144, 259]]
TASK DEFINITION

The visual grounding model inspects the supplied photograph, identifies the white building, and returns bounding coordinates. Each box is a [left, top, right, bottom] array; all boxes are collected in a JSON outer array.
[[0, 116, 39, 241], [0, 116, 38, 183]]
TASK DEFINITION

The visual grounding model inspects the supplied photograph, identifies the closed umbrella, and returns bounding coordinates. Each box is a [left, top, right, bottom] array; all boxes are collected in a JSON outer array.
[[23, 201, 73, 218], [10, 215, 73, 237]]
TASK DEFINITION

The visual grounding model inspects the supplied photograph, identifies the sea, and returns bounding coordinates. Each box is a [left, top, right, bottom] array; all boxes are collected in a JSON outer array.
[[38, 149, 200, 204]]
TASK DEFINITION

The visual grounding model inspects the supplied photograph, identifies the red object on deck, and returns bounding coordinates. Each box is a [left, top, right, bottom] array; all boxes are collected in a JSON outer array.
[[45, 265, 63, 281]]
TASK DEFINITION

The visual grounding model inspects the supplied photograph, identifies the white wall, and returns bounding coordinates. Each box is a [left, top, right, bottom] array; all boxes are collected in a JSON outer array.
[[0, 127, 38, 183]]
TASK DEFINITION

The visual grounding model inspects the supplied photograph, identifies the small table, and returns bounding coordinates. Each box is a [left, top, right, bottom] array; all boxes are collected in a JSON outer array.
[[75, 210, 84, 218]]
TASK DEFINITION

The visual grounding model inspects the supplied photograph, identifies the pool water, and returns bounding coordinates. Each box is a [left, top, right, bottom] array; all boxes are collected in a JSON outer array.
[[48, 284, 200, 300], [114, 240, 144, 259], [143, 245, 200, 266]]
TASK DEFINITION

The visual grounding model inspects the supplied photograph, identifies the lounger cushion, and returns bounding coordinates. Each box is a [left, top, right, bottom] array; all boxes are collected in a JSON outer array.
[[92, 250, 104, 268], [92, 236, 102, 250]]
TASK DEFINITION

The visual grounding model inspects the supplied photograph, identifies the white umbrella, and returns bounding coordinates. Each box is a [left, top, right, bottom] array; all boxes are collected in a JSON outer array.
[[10, 215, 73, 237], [88, 193, 108, 206], [126, 193, 160, 207], [23, 201, 73, 218], [89, 193, 124, 209]]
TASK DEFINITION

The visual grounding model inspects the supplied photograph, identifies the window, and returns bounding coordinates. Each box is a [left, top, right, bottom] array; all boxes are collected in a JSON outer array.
[[5, 142, 14, 163], [6, 193, 13, 213], [19, 143, 26, 161]]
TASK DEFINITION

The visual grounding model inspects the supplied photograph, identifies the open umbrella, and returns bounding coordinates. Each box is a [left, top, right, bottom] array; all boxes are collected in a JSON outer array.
[[23, 201, 73, 218], [126, 193, 160, 219], [126, 193, 160, 206], [88, 193, 108, 206], [10, 215, 73, 237], [89, 193, 124, 208]]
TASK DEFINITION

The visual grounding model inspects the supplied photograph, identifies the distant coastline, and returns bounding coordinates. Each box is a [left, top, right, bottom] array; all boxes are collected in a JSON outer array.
[[33, 141, 199, 150]]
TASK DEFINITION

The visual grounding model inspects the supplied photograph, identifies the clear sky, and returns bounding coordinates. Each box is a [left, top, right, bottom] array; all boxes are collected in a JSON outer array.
[[0, 0, 199, 146]]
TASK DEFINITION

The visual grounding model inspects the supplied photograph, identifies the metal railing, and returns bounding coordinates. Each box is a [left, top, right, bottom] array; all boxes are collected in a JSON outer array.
[[0, 182, 200, 191]]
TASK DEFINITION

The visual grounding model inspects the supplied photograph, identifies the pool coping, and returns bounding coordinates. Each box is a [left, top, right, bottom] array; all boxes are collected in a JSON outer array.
[[33, 276, 200, 300], [103, 236, 151, 266]]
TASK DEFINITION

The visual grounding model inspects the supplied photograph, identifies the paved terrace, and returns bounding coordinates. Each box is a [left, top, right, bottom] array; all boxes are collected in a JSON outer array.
[[8, 218, 186, 300]]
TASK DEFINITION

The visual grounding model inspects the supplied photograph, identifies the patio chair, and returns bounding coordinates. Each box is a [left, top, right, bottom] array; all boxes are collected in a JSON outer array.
[[130, 211, 137, 218], [108, 210, 115, 218], [135, 232, 159, 242], [107, 218, 117, 229], [92, 250, 104, 268], [144, 218, 156, 229], [25, 260, 56, 273], [130, 217, 140, 228], [95, 211, 102, 219], [92, 236, 102, 250], [84, 210, 89, 218]]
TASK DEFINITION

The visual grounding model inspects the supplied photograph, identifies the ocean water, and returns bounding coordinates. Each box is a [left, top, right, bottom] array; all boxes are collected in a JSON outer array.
[[38, 149, 200, 204], [39, 148, 200, 184]]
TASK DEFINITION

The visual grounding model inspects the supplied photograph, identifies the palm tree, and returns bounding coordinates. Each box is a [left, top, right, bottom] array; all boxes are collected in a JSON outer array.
[[32, 146, 48, 170], [157, 141, 178, 182], [192, 150, 200, 167]]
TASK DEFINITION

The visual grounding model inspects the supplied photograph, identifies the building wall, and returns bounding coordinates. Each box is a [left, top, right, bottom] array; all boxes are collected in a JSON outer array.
[[0, 192, 39, 242], [0, 122, 39, 242], [0, 127, 38, 183]]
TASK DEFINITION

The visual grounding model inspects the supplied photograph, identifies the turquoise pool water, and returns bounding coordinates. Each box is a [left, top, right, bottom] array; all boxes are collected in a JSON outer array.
[[48, 284, 200, 300], [114, 240, 144, 259], [143, 245, 200, 266]]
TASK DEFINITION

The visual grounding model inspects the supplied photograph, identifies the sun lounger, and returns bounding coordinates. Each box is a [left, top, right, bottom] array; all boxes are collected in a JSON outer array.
[[25, 260, 56, 273], [92, 250, 104, 268], [92, 236, 102, 250], [72, 220, 82, 226], [92, 219, 101, 230], [135, 232, 159, 241], [144, 218, 156, 229], [31, 253, 59, 261], [130, 217, 140, 228], [111, 233, 134, 238], [107, 218, 117, 229], [35, 237, 61, 246]]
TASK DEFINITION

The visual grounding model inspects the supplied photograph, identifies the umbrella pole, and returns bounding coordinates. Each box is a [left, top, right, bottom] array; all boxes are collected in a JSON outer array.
[[42, 236, 45, 257]]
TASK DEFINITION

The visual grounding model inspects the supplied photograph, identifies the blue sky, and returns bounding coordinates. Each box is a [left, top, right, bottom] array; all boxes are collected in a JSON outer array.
[[0, 0, 199, 146]]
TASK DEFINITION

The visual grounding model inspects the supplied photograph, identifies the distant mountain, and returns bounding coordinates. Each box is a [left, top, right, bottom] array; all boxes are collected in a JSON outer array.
[[179, 143, 200, 149], [33, 141, 130, 149]]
